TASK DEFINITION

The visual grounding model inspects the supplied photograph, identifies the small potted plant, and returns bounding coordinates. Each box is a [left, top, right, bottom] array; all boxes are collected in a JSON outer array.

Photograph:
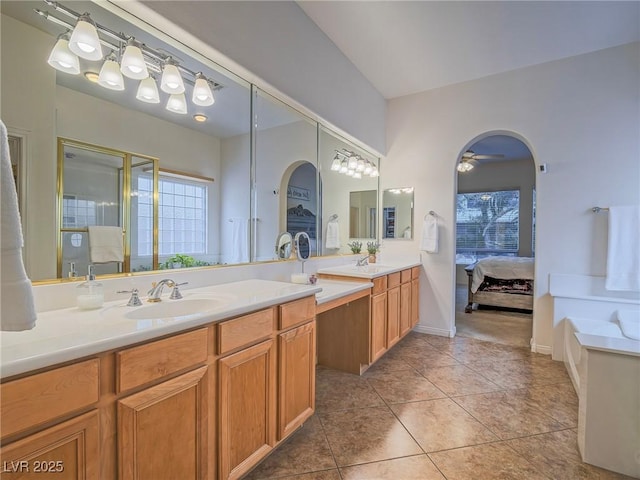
[[347, 241, 362, 254], [366, 241, 380, 263]]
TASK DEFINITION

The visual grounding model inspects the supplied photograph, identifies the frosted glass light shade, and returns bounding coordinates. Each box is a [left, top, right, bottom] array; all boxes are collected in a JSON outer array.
[[69, 15, 102, 61], [192, 73, 214, 106], [47, 37, 80, 74], [356, 158, 365, 172], [136, 76, 160, 103], [98, 57, 124, 90], [353, 171, 362, 179], [330, 158, 341, 171], [348, 156, 358, 170], [369, 167, 379, 177], [120, 41, 148, 80], [339, 160, 348, 174], [345, 169, 355, 176], [160, 63, 185, 94], [166, 93, 188, 114], [363, 162, 373, 175]]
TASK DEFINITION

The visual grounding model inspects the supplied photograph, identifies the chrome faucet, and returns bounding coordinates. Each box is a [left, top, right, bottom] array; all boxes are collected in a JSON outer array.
[[147, 279, 176, 302], [356, 255, 369, 267]]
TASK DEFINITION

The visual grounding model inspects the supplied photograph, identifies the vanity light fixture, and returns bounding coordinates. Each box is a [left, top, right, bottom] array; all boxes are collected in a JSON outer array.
[[37, 1, 224, 116], [353, 171, 362, 179], [166, 93, 188, 114], [68, 13, 102, 61], [332, 149, 378, 180], [348, 155, 358, 170], [345, 169, 355, 177], [136, 75, 160, 103], [192, 73, 215, 106], [47, 32, 80, 74], [193, 114, 208, 123], [330, 154, 342, 171], [339, 159, 349, 174], [120, 38, 149, 80], [160, 59, 185, 94], [363, 162, 373, 175], [98, 53, 125, 90]]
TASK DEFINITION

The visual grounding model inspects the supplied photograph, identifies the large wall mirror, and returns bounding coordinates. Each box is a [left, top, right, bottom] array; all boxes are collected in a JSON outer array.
[[1, 0, 252, 281], [318, 126, 380, 255], [382, 188, 414, 239]]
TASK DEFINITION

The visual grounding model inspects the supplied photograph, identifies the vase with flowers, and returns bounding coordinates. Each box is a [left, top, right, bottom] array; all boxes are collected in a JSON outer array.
[[366, 241, 380, 263], [347, 241, 362, 254]]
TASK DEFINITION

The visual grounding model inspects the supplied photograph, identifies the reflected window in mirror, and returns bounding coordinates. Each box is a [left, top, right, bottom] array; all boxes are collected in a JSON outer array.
[[382, 188, 414, 239], [319, 126, 380, 254]]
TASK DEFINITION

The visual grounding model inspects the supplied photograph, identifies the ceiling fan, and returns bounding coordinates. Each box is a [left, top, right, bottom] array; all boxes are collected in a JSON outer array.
[[457, 150, 505, 172]]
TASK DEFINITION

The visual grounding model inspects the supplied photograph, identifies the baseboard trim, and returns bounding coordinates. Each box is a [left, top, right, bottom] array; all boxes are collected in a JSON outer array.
[[414, 325, 454, 337], [531, 343, 552, 355]]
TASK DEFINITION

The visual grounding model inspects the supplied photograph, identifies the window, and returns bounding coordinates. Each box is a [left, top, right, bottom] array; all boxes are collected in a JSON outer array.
[[456, 190, 519, 264], [62, 194, 96, 228], [137, 175, 208, 256]]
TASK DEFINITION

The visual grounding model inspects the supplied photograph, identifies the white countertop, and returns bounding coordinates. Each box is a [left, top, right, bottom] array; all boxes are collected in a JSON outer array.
[[315, 279, 373, 304], [1, 279, 321, 379], [317, 261, 420, 279]]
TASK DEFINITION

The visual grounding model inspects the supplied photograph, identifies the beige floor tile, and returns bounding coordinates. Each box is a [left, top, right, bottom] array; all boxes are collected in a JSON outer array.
[[419, 364, 502, 396], [315, 366, 384, 412], [389, 344, 460, 368], [365, 368, 446, 404], [513, 382, 578, 427], [453, 390, 566, 439], [362, 351, 415, 375], [274, 470, 342, 480], [391, 398, 498, 452], [244, 416, 336, 479], [429, 442, 549, 480], [508, 429, 636, 479], [340, 455, 445, 480], [319, 406, 422, 467]]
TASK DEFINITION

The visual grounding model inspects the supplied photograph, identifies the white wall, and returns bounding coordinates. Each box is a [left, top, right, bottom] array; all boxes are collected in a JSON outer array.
[[455, 158, 536, 284], [138, 1, 386, 154], [383, 43, 640, 352]]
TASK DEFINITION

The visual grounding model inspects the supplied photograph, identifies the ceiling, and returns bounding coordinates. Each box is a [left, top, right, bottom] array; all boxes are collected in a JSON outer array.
[[298, 1, 640, 99]]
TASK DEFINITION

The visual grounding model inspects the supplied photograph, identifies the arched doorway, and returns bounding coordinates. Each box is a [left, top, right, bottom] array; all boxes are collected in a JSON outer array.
[[454, 133, 536, 347], [280, 161, 318, 254]]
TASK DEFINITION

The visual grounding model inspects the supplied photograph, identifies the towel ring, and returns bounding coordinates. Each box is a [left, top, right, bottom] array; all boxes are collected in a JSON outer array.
[[425, 211, 436, 220]]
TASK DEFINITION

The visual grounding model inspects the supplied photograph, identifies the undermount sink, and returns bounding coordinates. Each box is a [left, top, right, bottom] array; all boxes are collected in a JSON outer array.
[[317, 263, 397, 278], [124, 298, 221, 320]]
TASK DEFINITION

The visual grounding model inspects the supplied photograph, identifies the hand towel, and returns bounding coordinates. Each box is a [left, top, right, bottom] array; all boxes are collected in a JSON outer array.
[[230, 218, 249, 263], [88, 226, 124, 263], [617, 309, 640, 340], [325, 221, 340, 249], [605, 205, 640, 291], [420, 214, 438, 253], [1, 120, 37, 331]]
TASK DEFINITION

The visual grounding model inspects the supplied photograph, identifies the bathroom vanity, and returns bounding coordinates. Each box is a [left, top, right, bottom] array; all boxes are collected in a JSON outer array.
[[0, 280, 319, 480]]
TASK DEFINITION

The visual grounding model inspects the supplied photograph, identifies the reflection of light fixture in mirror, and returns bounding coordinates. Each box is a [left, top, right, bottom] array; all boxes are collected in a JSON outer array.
[[356, 158, 366, 172], [330, 154, 341, 171], [68, 13, 102, 61], [161, 60, 185, 94], [480, 193, 492, 201], [353, 171, 362, 179], [193, 114, 208, 123], [345, 169, 355, 176], [84, 71, 99, 83], [364, 161, 373, 175], [348, 155, 358, 170], [369, 166, 379, 177], [136, 75, 160, 103], [120, 38, 149, 79], [47, 32, 80, 74], [457, 160, 474, 172], [166, 93, 188, 114], [339, 160, 349, 173], [98, 53, 125, 90], [192, 73, 215, 106]]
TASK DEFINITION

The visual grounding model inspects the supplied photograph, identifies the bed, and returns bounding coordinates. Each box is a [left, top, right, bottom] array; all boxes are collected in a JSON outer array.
[[464, 256, 534, 313]]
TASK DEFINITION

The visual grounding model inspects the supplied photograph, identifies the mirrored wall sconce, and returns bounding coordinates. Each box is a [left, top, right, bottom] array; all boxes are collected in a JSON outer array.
[[35, 0, 221, 119], [330, 149, 378, 179]]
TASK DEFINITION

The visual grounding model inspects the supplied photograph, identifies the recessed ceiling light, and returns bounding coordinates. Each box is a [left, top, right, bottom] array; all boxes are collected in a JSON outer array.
[[84, 71, 100, 83], [193, 114, 208, 123]]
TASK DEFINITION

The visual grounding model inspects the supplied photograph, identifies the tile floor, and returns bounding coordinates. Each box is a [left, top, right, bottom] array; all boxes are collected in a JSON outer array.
[[244, 332, 634, 480]]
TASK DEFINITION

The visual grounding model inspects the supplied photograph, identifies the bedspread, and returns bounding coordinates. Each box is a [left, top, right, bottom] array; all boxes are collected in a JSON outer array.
[[471, 256, 534, 293]]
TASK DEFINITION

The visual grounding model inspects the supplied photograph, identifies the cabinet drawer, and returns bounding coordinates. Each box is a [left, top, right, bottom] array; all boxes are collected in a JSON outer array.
[[401, 269, 412, 284], [279, 296, 315, 330], [1, 359, 100, 438], [412, 266, 420, 280], [217, 308, 274, 355], [117, 328, 208, 393], [387, 272, 401, 288], [372, 276, 387, 294]]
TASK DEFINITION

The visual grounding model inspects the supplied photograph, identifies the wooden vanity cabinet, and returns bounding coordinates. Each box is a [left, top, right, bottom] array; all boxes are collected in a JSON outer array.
[[411, 266, 420, 327]]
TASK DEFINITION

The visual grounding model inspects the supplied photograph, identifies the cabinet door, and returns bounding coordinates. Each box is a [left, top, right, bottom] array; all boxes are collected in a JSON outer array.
[[386, 286, 401, 348], [118, 367, 209, 480], [411, 279, 420, 327], [0, 410, 99, 480], [218, 339, 276, 480], [400, 282, 412, 336], [278, 321, 316, 440], [370, 293, 387, 362]]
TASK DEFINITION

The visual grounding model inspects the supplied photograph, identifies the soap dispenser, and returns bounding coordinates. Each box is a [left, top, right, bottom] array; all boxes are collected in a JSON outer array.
[[77, 265, 104, 310]]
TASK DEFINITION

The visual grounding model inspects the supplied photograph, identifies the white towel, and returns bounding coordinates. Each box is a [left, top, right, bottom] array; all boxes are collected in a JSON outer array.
[[605, 205, 640, 291], [1, 120, 37, 331], [230, 218, 249, 263], [88, 226, 124, 263], [420, 214, 438, 253], [325, 221, 340, 249], [617, 309, 640, 341]]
